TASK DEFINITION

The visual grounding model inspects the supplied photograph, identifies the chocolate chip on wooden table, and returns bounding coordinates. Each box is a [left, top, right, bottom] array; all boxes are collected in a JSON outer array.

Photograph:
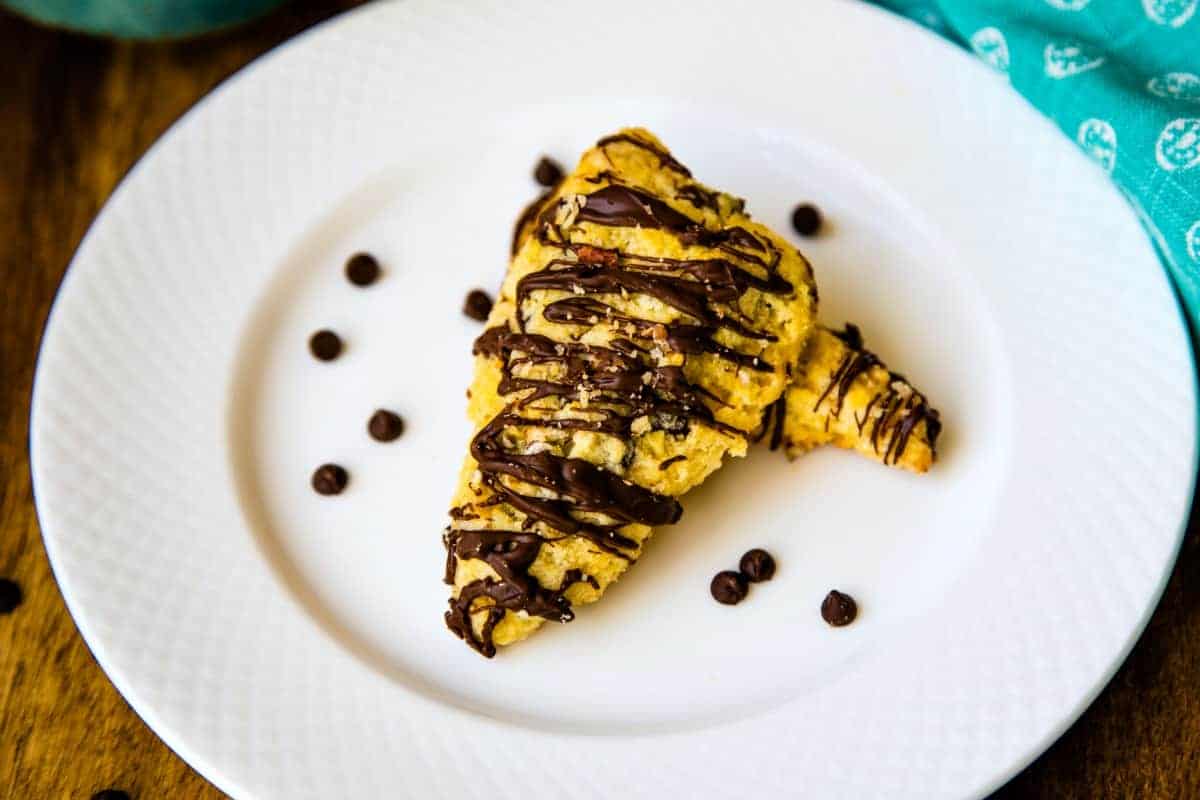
[[790, 203, 822, 237], [345, 252, 381, 287], [368, 409, 405, 442], [311, 463, 349, 495], [91, 791, 132, 800], [0, 578, 22, 614], [821, 589, 858, 626], [710, 570, 749, 605], [308, 329, 343, 361], [739, 548, 776, 582], [463, 289, 493, 322], [533, 156, 564, 187]]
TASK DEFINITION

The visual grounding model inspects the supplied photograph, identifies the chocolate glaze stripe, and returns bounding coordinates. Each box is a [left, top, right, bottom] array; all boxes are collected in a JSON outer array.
[[577, 171, 744, 226], [481, 336, 748, 480], [543, 297, 775, 372], [561, 184, 785, 275], [575, 183, 696, 230], [446, 568, 598, 658], [885, 399, 939, 464], [596, 132, 693, 178], [511, 188, 556, 256], [471, 415, 681, 530], [813, 349, 880, 417], [477, 328, 738, 424], [445, 530, 600, 658], [517, 262, 777, 342], [573, 244, 792, 295], [444, 529, 543, 585], [675, 183, 745, 215], [765, 394, 787, 451]]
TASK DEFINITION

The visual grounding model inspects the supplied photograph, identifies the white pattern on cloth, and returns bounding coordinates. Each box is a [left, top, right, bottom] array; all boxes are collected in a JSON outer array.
[[1147, 73, 1200, 103], [970, 27, 1010, 73], [1077, 119, 1117, 173], [1044, 41, 1106, 79], [1155, 118, 1200, 171], [1045, 0, 1091, 9], [1186, 220, 1200, 263], [912, 6, 944, 30], [1142, 0, 1198, 27]]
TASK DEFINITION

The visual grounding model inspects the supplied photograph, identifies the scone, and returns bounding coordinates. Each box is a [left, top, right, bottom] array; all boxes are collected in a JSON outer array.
[[761, 324, 941, 473], [444, 128, 818, 656]]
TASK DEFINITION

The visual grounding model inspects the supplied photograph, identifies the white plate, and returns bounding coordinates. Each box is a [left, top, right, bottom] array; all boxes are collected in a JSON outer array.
[[31, 1, 1197, 797]]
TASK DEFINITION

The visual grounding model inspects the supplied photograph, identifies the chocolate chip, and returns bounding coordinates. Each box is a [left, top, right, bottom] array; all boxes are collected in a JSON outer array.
[[311, 463, 349, 495], [309, 330, 343, 361], [368, 409, 405, 442], [710, 570, 748, 605], [791, 203, 822, 237], [91, 791, 131, 800], [463, 290, 493, 322], [533, 157, 564, 187], [0, 578, 22, 614], [830, 322, 863, 350], [739, 549, 776, 582], [345, 252, 381, 287], [821, 590, 858, 626]]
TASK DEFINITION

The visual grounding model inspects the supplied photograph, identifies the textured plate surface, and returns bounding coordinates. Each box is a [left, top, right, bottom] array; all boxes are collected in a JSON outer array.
[[30, 1, 1196, 798]]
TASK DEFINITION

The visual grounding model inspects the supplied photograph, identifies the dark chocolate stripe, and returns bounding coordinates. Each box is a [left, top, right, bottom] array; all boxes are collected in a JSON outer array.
[[512, 188, 556, 256], [596, 132, 693, 177]]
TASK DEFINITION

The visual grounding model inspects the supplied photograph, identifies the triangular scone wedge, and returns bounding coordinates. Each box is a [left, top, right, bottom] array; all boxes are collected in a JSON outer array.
[[444, 128, 817, 656], [763, 324, 941, 473]]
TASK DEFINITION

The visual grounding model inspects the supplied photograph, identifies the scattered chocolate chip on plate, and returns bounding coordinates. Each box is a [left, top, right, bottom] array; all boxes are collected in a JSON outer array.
[[739, 549, 776, 582], [311, 463, 349, 495], [710, 570, 749, 605], [533, 156, 564, 187], [463, 289, 493, 321], [368, 409, 405, 442], [308, 329, 343, 361], [790, 203, 822, 237], [820, 590, 858, 626], [345, 252, 381, 287]]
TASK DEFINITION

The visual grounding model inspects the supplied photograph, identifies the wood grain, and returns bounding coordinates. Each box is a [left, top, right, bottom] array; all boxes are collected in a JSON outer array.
[[0, 3, 1196, 797]]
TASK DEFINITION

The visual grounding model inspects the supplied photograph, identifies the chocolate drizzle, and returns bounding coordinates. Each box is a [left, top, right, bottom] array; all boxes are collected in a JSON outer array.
[[444, 527, 599, 657], [570, 185, 782, 272], [676, 183, 745, 215], [596, 132, 693, 177], [512, 188, 556, 256], [445, 137, 801, 656], [814, 349, 880, 418], [577, 184, 698, 230]]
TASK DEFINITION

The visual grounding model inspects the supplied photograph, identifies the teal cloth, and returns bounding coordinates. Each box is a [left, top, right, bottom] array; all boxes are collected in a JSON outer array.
[[871, 0, 1200, 331], [1, 0, 285, 38]]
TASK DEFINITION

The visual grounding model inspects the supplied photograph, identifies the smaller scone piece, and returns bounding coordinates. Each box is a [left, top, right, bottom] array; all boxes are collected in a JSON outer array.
[[765, 324, 941, 473]]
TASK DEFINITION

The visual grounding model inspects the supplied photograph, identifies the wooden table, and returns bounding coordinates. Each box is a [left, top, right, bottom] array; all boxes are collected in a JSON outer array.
[[1, 2, 1197, 796]]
